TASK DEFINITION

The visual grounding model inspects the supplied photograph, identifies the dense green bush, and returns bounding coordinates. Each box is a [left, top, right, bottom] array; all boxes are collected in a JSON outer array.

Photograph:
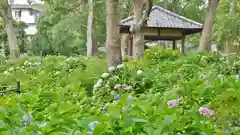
[[0, 48, 240, 134]]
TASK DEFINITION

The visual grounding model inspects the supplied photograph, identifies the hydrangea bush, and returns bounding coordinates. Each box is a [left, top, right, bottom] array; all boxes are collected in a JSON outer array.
[[0, 48, 240, 134]]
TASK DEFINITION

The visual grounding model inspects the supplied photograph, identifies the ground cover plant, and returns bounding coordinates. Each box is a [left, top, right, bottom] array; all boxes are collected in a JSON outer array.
[[0, 47, 240, 135]]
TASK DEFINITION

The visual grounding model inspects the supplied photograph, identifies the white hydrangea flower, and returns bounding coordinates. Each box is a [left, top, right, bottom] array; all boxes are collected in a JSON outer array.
[[137, 70, 143, 75], [4, 71, 9, 75], [24, 61, 29, 65], [66, 58, 71, 61], [34, 62, 41, 65], [101, 73, 110, 79], [55, 71, 60, 75], [124, 85, 132, 91], [117, 64, 125, 69], [8, 67, 14, 72], [108, 66, 116, 72], [235, 74, 240, 79]]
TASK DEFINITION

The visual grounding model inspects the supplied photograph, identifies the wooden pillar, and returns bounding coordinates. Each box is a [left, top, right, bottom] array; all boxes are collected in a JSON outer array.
[[181, 37, 185, 54], [127, 38, 131, 56], [128, 37, 133, 56], [172, 40, 176, 50]]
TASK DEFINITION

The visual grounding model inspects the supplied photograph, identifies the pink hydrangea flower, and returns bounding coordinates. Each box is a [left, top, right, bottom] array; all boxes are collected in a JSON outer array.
[[167, 99, 179, 108], [114, 84, 122, 89], [199, 107, 214, 117]]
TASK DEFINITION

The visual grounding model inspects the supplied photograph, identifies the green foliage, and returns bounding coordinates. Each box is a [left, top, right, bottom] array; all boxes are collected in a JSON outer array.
[[213, 0, 240, 49], [1, 48, 240, 134]]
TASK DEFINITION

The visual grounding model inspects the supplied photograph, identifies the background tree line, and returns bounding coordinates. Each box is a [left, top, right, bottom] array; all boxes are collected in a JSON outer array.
[[0, 0, 240, 65]]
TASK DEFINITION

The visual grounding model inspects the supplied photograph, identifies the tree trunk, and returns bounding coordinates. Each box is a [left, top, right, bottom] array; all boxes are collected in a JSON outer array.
[[105, 0, 121, 66], [131, 0, 152, 59], [87, 0, 98, 56], [4, 6, 20, 59], [198, 0, 219, 52]]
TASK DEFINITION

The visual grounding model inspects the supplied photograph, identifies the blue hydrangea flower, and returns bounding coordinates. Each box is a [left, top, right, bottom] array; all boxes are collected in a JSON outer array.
[[22, 113, 33, 126], [100, 107, 108, 112], [103, 108, 108, 112], [114, 95, 120, 101], [89, 121, 99, 131], [86, 131, 93, 135], [128, 95, 133, 101]]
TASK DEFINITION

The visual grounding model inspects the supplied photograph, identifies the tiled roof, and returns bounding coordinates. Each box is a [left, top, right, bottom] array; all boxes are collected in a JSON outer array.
[[120, 5, 203, 29]]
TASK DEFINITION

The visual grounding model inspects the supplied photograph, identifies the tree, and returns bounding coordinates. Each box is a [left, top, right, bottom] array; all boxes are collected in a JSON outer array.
[[87, 0, 98, 56], [32, 0, 88, 56], [105, 0, 121, 66], [222, 0, 240, 54], [131, 0, 152, 59], [198, 0, 219, 52], [0, 0, 20, 58]]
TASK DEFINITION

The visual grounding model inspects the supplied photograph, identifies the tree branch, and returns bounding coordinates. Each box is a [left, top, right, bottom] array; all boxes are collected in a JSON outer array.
[[139, 0, 152, 27], [179, 0, 192, 14], [64, 0, 85, 14]]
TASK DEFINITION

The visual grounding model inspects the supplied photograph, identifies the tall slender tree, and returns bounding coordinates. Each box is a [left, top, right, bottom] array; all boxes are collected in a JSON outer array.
[[87, 0, 98, 56], [131, 0, 152, 59], [105, 0, 121, 66], [198, 0, 219, 52], [0, 0, 20, 58]]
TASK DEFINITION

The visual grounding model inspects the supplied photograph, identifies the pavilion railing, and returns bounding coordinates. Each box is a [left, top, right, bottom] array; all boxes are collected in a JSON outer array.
[[0, 81, 21, 94]]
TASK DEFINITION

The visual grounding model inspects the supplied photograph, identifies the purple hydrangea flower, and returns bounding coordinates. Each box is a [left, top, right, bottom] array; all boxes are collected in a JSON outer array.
[[199, 107, 214, 117], [167, 99, 179, 108]]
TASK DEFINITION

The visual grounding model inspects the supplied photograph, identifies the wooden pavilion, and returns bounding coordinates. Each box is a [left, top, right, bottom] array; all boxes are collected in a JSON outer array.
[[119, 5, 203, 55]]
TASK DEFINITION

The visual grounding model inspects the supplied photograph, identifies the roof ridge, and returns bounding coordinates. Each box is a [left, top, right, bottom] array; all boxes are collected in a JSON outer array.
[[120, 5, 202, 27], [152, 6, 202, 26]]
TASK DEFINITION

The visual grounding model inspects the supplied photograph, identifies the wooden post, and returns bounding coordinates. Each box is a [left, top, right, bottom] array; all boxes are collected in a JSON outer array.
[[129, 37, 133, 56], [181, 37, 185, 54], [16, 81, 21, 93], [172, 40, 176, 50], [127, 38, 131, 56]]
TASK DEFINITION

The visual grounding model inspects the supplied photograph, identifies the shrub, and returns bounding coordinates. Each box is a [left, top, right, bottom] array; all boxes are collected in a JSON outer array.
[[0, 48, 240, 134]]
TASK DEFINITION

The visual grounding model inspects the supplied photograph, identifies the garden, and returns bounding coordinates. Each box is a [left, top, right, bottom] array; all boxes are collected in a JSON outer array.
[[1, 0, 240, 134], [1, 47, 240, 135]]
